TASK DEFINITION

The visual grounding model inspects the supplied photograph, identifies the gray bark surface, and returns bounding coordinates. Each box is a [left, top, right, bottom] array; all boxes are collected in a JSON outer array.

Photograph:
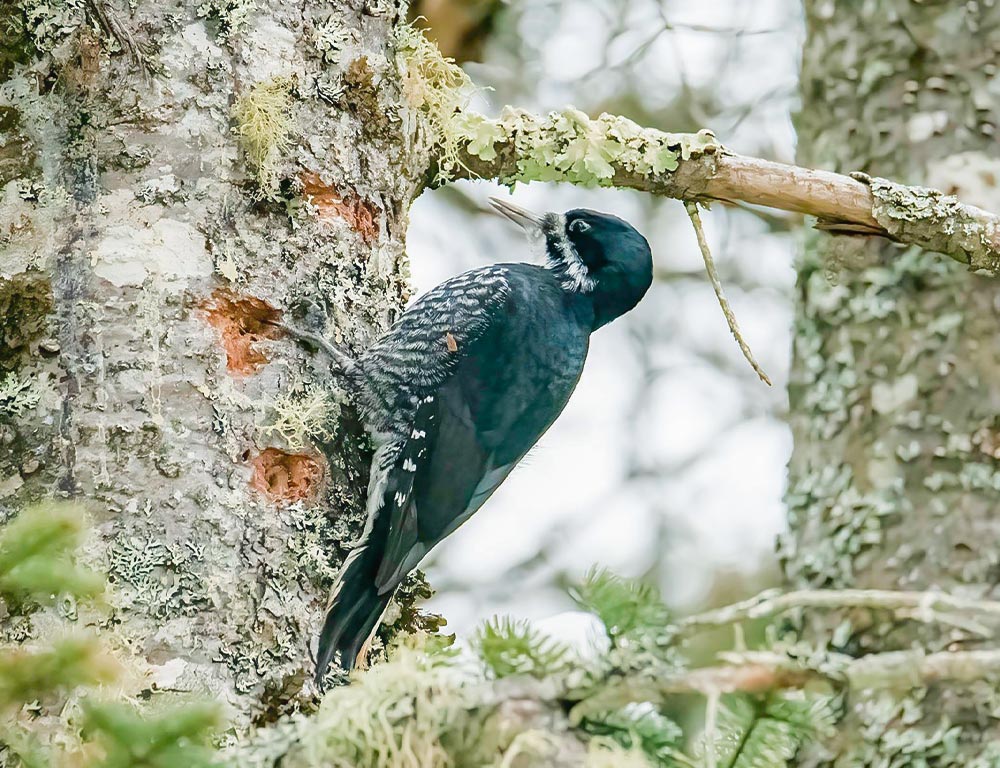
[[0, 0, 423, 722], [785, 2, 1000, 763]]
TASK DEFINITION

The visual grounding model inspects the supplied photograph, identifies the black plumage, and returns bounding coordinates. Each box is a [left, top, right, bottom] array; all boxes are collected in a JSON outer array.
[[313, 200, 653, 680]]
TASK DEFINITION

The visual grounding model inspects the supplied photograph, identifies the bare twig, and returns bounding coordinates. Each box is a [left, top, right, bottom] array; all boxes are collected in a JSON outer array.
[[704, 689, 720, 768], [684, 201, 771, 385], [674, 587, 1000, 640], [568, 647, 1000, 721]]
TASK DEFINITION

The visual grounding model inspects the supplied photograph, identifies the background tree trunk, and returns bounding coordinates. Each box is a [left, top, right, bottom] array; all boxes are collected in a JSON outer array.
[[785, 2, 1000, 762], [0, 0, 424, 724]]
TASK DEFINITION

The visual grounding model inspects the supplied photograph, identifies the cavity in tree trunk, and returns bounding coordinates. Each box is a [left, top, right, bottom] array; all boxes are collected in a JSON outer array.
[[783, 2, 1000, 762]]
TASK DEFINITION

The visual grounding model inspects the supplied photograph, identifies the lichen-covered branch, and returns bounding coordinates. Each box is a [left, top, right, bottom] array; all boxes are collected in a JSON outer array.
[[446, 112, 1000, 272], [396, 28, 1000, 273]]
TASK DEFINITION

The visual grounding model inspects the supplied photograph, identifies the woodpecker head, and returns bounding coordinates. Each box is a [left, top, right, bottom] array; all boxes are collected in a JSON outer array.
[[490, 198, 653, 329]]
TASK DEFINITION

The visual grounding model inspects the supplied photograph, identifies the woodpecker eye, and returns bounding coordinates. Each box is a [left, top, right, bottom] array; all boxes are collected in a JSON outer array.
[[569, 219, 591, 234]]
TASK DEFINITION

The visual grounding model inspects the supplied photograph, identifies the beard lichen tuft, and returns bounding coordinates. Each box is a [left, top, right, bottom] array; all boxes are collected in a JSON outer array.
[[260, 387, 341, 452], [294, 642, 486, 768], [232, 76, 297, 196], [394, 22, 478, 176]]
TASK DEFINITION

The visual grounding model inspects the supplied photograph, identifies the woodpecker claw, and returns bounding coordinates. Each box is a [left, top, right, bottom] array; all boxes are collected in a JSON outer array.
[[488, 197, 543, 230], [264, 318, 356, 375]]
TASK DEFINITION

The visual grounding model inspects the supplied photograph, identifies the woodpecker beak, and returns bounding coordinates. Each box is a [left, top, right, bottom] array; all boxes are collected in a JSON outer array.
[[489, 197, 543, 231]]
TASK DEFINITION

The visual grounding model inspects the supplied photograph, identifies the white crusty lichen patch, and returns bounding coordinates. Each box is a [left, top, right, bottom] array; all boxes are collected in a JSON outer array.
[[394, 23, 719, 187], [864, 175, 1000, 274], [20, 0, 86, 53], [90, 215, 213, 288]]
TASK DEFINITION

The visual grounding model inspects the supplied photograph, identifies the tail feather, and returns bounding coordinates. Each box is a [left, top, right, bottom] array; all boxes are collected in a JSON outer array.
[[315, 546, 393, 684]]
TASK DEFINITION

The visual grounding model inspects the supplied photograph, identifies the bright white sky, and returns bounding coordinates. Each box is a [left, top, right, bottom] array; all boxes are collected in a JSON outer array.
[[407, 0, 804, 635]]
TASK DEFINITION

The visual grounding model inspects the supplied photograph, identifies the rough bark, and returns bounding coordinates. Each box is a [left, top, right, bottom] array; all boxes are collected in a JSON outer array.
[[782, 2, 1000, 764], [0, 0, 426, 724]]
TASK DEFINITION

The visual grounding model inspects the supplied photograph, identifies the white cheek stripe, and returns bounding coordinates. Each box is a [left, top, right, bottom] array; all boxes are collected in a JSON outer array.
[[541, 213, 595, 294]]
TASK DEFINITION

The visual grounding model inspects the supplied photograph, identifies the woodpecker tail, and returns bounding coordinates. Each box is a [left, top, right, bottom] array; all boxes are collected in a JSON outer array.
[[315, 544, 393, 684]]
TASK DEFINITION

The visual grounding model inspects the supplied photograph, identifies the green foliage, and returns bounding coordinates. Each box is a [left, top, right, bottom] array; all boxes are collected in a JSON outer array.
[[0, 504, 222, 768], [584, 737, 659, 768], [474, 616, 571, 679], [82, 702, 223, 768], [571, 567, 671, 649], [0, 636, 115, 709], [701, 693, 837, 768], [579, 707, 685, 768], [0, 503, 837, 768], [231, 76, 296, 195], [0, 501, 104, 606]]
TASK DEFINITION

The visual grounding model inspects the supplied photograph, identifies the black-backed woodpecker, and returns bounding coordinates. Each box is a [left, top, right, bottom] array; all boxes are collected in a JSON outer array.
[[312, 198, 653, 681]]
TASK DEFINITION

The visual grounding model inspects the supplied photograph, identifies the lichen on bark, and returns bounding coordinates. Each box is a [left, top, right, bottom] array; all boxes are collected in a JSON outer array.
[[784, 2, 1000, 764], [0, 0, 439, 730]]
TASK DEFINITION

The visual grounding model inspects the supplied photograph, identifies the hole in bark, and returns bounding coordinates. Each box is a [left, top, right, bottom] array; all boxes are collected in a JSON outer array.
[[299, 172, 379, 243], [201, 289, 281, 376], [249, 448, 323, 503]]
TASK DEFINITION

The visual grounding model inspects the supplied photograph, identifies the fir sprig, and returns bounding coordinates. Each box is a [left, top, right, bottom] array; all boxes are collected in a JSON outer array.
[[0, 502, 104, 606], [474, 616, 571, 679], [570, 568, 671, 646], [83, 702, 223, 768]]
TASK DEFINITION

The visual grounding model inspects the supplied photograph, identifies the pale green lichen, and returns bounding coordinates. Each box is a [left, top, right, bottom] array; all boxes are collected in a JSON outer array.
[[779, 463, 902, 589], [466, 108, 719, 188], [232, 76, 296, 194], [395, 22, 477, 164], [197, 0, 257, 38], [311, 12, 360, 65], [19, 0, 86, 54], [260, 387, 340, 452], [294, 642, 487, 767], [0, 372, 41, 418], [394, 23, 719, 186], [105, 531, 209, 618]]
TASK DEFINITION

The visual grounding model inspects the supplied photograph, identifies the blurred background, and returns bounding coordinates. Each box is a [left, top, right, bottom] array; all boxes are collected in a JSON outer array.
[[407, 0, 804, 637]]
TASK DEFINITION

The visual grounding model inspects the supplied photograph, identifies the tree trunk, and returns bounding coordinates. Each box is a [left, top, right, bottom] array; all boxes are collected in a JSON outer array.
[[0, 0, 424, 724], [785, 2, 1000, 763]]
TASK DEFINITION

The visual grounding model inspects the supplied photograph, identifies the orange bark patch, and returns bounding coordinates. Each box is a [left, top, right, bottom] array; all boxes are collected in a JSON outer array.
[[300, 173, 379, 243], [250, 448, 323, 503], [202, 290, 282, 376]]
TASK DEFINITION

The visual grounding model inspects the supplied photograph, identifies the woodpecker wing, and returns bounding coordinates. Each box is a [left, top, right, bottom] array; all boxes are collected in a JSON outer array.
[[373, 362, 515, 592]]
